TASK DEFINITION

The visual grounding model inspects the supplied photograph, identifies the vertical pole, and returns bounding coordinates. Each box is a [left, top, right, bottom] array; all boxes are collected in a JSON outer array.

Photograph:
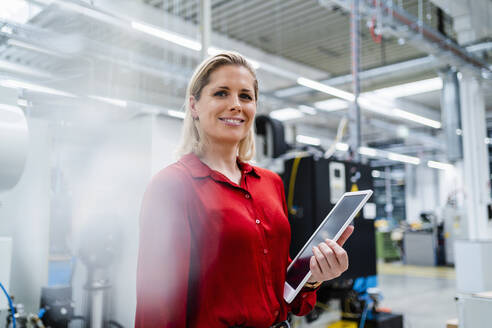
[[385, 167, 393, 219], [459, 72, 491, 239], [350, 0, 361, 162], [200, 0, 211, 60]]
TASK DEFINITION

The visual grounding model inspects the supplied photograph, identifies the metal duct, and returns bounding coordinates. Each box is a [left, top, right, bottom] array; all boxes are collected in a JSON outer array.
[[0, 102, 29, 191], [440, 68, 463, 162]]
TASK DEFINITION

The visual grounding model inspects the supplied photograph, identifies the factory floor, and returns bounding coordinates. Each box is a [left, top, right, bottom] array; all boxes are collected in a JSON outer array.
[[296, 262, 457, 328]]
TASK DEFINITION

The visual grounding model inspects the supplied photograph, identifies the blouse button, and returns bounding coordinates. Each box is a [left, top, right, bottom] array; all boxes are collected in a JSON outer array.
[[263, 249, 268, 254], [274, 310, 279, 316], [256, 219, 261, 224], [245, 193, 250, 199], [302, 294, 307, 299]]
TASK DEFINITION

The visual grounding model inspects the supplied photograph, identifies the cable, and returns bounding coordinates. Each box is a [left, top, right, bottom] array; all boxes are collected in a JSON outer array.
[[359, 301, 369, 328], [287, 155, 303, 215], [0, 282, 16, 328], [324, 116, 348, 159]]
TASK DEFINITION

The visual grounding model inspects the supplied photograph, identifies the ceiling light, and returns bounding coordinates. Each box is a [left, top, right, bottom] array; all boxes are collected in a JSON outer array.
[[0, 79, 75, 97], [168, 110, 186, 119], [296, 135, 321, 146], [336, 142, 349, 151], [0, 0, 41, 24], [17, 99, 28, 107], [314, 98, 349, 112], [427, 160, 454, 170], [297, 77, 355, 102], [485, 138, 491, 145], [386, 152, 421, 165], [373, 77, 442, 98], [392, 108, 442, 129], [269, 108, 304, 121], [358, 146, 378, 157], [89, 95, 127, 107], [298, 105, 317, 115], [131, 21, 202, 51]]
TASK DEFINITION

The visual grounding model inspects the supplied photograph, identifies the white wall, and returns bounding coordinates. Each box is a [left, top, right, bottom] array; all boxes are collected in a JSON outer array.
[[0, 117, 51, 313], [0, 111, 183, 326], [66, 114, 182, 327], [405, 164, 441, 223]]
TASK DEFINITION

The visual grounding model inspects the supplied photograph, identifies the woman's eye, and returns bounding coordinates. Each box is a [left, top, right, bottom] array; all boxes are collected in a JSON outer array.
[[214, 91, 227, 97], [241, 94, 253, 100]]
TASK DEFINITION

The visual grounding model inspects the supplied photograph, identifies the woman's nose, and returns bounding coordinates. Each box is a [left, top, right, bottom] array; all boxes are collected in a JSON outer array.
[[230, 95, 242, 111]]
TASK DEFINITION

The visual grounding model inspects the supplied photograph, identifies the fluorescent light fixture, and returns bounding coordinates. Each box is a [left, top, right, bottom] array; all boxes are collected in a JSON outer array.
[[359, 146, 420, 165], [297, 77, 355, 102], [0, 79, 75, 97], [427, 160, 454, 170], [168, 109, 186, 119], [386, 152, 421, 165], [298, 105, 317, 115], [0, 103, 22, 113], [392, 108, 442, 129], [0, 0, 41, 24], [89, 95, 127, 107], [314, 98, 349, 112], [131, 21, 201, 51], [371, 170, 381, 178], [373, 77, 442, 98], [296, 135, 321, 146], [485, 137, 491, 145], [7, 39, 66, 58], [336, 142, 349, 151], [358, 146, 378, 157], [269, 108, 304, 121], [17, 99, 28, 107], [358, 96, 394, 116]]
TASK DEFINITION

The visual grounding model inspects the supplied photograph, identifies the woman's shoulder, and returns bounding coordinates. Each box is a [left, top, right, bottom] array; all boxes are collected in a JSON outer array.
[[147, 161, 190, 191]]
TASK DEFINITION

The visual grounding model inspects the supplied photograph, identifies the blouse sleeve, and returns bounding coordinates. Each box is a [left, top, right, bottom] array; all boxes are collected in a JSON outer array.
[[135, 169, 191, 328], [275, 174, 317, 316]]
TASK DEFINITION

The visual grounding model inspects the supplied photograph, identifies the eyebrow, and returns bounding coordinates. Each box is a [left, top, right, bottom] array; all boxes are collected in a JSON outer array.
[[216, 86, 253, 93]]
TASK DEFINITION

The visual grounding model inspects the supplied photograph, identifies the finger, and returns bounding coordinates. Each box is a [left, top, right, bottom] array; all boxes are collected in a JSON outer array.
[[318, 242, 338, 271], [310, 255, 322, 279], [326, 239, 349, 270], [313, 246, 331, 275], [337, 225, 354, 246]]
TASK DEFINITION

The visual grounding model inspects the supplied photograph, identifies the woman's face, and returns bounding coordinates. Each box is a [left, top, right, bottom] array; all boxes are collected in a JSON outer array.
[[190, 65, 256, 147]]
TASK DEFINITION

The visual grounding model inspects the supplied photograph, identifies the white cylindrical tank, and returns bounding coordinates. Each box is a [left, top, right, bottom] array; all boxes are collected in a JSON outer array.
[[0, 104, 29, 191]]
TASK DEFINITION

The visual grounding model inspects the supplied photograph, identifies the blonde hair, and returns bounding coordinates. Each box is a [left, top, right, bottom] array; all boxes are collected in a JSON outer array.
[[175, 51, 258, 162]]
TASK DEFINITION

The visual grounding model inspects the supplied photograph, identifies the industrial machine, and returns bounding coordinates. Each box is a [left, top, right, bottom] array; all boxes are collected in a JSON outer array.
[[256, 115, 403, 327]]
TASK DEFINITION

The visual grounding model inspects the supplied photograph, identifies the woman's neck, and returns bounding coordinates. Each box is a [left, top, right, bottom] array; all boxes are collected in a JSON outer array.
[[200, 143, 241, 183]]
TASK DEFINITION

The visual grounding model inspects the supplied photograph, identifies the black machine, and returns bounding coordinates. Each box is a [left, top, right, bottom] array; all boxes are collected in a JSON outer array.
[[281, 155, 377, 280], [256, 115, 402, 327]]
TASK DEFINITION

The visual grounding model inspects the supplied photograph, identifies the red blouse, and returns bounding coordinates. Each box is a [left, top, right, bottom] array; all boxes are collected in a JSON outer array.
[[135, 153, 317, 328]]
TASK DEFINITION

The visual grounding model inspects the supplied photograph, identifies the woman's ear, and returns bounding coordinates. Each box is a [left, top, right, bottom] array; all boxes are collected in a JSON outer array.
[[189, 96, 199, 120]]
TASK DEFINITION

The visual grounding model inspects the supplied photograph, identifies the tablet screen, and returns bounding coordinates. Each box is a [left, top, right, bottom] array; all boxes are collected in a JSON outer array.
[[285, 193, 367, 289]]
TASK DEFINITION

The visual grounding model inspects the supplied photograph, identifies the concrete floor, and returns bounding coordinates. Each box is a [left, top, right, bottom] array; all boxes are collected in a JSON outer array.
[[378, 271, 457, 328], [296, 262, 457, 328]]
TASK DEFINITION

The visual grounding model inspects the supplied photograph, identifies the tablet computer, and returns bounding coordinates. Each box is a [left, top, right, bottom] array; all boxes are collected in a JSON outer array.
[[283, 190, 373, 303]]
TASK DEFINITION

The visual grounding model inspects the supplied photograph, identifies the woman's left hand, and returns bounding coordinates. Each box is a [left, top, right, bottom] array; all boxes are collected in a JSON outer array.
[[307, 225, 354, 283]]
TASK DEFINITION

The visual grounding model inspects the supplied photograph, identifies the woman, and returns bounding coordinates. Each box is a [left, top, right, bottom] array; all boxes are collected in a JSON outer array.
[[135, 51, 353, 328]]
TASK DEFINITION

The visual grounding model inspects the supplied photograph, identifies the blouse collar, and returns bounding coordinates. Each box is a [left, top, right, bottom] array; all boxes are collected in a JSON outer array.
[[179, 153, 260, 180]]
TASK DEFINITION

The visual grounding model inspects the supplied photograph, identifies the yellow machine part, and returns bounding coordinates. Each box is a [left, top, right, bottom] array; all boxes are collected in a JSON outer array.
[[326, 320, 358, 328]]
